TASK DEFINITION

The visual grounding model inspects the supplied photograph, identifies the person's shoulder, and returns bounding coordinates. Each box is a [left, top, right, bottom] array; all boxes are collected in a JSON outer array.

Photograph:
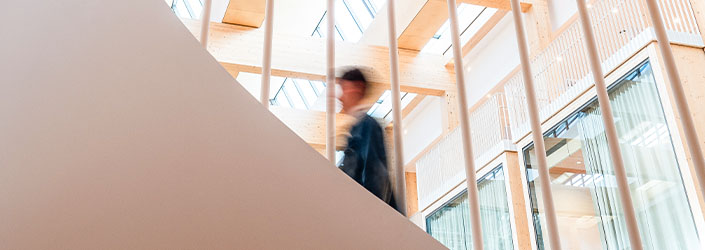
[[360, 114, 384, 130]]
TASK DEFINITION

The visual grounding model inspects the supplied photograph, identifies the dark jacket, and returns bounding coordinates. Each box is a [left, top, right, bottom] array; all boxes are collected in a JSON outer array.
[[339, 114, 399, 213]]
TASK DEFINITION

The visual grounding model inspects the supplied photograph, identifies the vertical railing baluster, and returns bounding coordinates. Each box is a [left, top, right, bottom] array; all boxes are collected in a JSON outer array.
[[445, 0, 483, 248], [199, 0, 213, 48], [386, 0, 407, 216], [260, 0, 274, 108], [576, 1, 645, 249], [644, 0, 705, 219], [325, 0, 336, 162], [509, 0, 563, 249]]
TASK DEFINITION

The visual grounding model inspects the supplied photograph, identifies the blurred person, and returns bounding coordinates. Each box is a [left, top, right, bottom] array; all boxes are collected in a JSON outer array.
[[337, 68, 400, 213]]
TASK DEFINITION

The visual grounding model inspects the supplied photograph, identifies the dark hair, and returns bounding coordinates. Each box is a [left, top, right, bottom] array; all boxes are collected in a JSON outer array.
[[340, 68, 368, 95], [341, 68, 367, 83]]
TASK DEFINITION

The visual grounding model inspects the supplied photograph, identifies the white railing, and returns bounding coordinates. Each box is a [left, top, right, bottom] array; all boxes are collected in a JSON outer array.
[[416, 93, 514, 209], [504, 0, 703, 141]]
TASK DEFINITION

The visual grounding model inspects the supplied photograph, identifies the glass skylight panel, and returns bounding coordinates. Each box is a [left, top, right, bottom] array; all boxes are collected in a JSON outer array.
[[421, 4, 491, 55], [311, 13, 345, 41], [344, 0, 375, 32], [459, 8, 497, 46], [382, 93, 410, 119], [293, 79, 319, 107], [170, 0, 203, 19], [311, 81, 326, 96], [368, 90, 390, 117], [335, 1, 364, 42], [400, 93, 418, 108], [367, 0, 385, 11], [172, 0, 191, 18], [185, 0, 203, 19], [312, 0, 385, 42], [283, 79, 308, 109], [367, 91, 412, 121], [273, 92, 292, 108]]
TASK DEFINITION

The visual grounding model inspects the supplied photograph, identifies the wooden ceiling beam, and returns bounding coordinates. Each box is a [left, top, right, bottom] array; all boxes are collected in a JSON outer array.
[[222, 0, 266, 28], [398, 0, 529, 51], [398, 0, 455, 51], [461, 0, 532, 12], [181, 19, 455, 96]]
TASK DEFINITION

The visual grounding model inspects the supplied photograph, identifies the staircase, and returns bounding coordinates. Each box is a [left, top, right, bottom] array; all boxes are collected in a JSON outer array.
[[0, 0, 446, 249]]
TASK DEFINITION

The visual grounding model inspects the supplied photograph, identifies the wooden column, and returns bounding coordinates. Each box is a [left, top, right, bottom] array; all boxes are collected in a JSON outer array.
[[505, 152, 532, 250], [405, 172, 420, 216], [522, 0, 551, 55], [441, 91, 460, 133], [656, 44, 705, 224]]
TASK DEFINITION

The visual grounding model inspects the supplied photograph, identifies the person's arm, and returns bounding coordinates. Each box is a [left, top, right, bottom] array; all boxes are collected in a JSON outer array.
[[359, 118, 392, 201]]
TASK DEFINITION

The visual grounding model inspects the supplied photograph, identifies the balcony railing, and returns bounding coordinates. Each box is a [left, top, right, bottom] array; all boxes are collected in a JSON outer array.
[[504, 0, 703, 142], [416, 93, 513, 209]]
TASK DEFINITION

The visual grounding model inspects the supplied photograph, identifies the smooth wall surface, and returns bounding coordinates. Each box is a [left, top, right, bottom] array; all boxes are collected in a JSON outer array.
[[0, 0, 446, 249]]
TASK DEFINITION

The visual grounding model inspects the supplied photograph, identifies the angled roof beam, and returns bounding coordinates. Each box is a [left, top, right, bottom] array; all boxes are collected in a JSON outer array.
[[462, 0, 531, 11], [181, 19, 456, 96], [398, 0, 530, 51], [222, 0, 266, 28]]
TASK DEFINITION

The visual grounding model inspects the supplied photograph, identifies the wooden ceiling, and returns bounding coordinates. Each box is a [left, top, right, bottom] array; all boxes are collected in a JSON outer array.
[[398, 0, 531, 51]]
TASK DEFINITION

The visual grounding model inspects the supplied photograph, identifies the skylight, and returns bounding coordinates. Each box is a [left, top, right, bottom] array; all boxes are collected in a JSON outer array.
[[312, 0, 386, 42], [421, 4, 498, 55], [170, 0, 204, 19], [367, 91, 418, 123], [236, 72, 419, 123], [236, 72, 330, 111]]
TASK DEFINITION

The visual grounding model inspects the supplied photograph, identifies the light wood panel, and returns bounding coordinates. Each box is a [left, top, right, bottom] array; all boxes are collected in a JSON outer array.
[[505, 152, 532, 250], [522, 0, 551, 55], [462, 0, 531, 11], [406, 172, 420, 216], [398, 0, 457, 51], [441, 91, 460, 132], [399, 0, 528, 51], [222, 0, 266, 28], [181, 19, 456, 96]]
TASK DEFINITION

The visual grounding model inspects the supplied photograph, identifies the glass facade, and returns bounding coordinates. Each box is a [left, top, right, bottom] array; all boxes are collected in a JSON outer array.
[[426, 165, 514, 250], [524, 61, 699, 249]]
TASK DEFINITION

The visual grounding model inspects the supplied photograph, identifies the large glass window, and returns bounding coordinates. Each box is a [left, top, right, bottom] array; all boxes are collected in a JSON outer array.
[[524, 61, 699, 249], [426, 165, 514, 250]]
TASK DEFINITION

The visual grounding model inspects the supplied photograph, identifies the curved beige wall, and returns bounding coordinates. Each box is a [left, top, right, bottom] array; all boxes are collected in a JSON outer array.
[[0, 0, 446, 249]]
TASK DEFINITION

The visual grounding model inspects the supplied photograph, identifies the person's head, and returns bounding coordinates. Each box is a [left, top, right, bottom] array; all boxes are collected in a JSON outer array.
[[337, 68, 368, 113]]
